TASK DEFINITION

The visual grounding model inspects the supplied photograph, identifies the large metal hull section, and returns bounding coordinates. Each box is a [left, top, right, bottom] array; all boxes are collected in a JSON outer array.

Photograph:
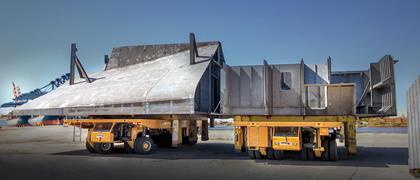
[[223, 55, 397, 117], [14, 42, 224, 116], [222, 60, 355, 116]]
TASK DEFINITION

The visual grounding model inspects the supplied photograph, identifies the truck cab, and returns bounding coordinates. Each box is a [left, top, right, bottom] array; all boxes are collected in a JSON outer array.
[[86, 122, 152, 154]]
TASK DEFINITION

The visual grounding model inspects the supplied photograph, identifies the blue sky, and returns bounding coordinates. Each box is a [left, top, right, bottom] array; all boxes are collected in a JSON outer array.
[[0, 0, 419, 115]]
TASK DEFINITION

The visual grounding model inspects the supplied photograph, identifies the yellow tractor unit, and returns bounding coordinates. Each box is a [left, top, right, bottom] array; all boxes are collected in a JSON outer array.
[[66, 119, 208, 154]]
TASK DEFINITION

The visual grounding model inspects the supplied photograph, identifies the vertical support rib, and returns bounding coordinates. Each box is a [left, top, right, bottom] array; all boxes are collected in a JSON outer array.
[[300, 59, 305, 115], [76, 58, 85, 78], [189, 33, 198, 65], [263, 60, 273, 115], [104, 55, 109, 71], [217, 43, 221, 64], [69, 43, 91, 84], [75, 57, 92, 83], [70, 43, 76, 85], [327, 56, 332, 83], [209, 60, 213, 113]]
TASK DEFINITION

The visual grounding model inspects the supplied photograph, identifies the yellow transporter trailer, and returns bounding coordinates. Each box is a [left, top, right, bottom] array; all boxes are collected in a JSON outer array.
[[233, 116, 357, 161], [65, 118, 209, 154]]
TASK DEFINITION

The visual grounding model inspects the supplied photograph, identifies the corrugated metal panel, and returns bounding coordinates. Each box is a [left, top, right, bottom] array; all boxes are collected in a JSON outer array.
[[407, 76, 420, 173]]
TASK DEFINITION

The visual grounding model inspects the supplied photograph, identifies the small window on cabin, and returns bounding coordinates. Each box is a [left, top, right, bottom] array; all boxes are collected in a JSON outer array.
[[281, 72, 292, 90]]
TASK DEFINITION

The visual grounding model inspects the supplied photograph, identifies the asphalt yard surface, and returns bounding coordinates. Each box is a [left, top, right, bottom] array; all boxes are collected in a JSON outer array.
[[0, 126, 415, 180]]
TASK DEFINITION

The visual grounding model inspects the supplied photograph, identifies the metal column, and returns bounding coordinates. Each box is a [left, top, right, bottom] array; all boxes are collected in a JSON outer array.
[[344, 117, 357, 155], [172, 120, 179, 148], [407, 76, 420, 177]]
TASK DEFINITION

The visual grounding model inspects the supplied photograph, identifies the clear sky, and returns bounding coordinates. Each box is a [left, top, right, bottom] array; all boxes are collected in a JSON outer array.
[[0, 0, 419, 115]]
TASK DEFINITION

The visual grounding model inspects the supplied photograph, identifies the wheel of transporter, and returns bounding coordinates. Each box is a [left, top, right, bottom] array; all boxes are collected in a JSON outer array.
[[93, 143, 114, 154], [266, 148, 275, 160], [301, 147, 315, 161], [85, 142, 95, 153], [321, 138, 330, 161], [188, 136, 198, 145], [248, 149, 256, 159], [124, 142, 134, 153], [254, 150, 262, 159], [273, 150, 284, 160], [301, 147, 307, 160], [159, 134, 172, 148], [307, 148, 315, 161], [134, 137, 154, 154], [328, 139, 338, 161]]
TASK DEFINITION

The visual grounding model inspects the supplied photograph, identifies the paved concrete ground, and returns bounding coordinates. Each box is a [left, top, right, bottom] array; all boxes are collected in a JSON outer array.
[[0, 126, 416, 180]]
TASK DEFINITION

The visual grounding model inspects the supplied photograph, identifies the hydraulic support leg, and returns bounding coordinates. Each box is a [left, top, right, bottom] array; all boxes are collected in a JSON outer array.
[[344, 118, 357, 155], [201, 120, 209, 141], [172, 120, 179, 148]]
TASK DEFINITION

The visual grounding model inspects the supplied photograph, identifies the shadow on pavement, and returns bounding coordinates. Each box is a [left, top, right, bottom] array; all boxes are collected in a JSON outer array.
[[50, 143, 408, 168], [51, 142, 246, 160], [263, 146, 408, 168]]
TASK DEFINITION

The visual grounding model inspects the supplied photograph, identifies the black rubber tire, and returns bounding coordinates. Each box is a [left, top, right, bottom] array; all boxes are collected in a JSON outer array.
[[153, 134, 172, 148], [301, 147, 308, 160], [182, 136, 189, 145], [248, 149, 256, 159], [301, 147, 315, 161], [307, 148, 315, 161], [134, 137, 154, 154], [161, 134, 172, 148], [85, 142, 95, 153], [329, 139, 338, 161], [321, 139, 330, 161], [266, 148, 275, 160], [124, 142, 134, 153], [254, 150, 262, 159], [188, 137, 198, 145], [274, 150, 284, 160], [93, 143, 114, 154]]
